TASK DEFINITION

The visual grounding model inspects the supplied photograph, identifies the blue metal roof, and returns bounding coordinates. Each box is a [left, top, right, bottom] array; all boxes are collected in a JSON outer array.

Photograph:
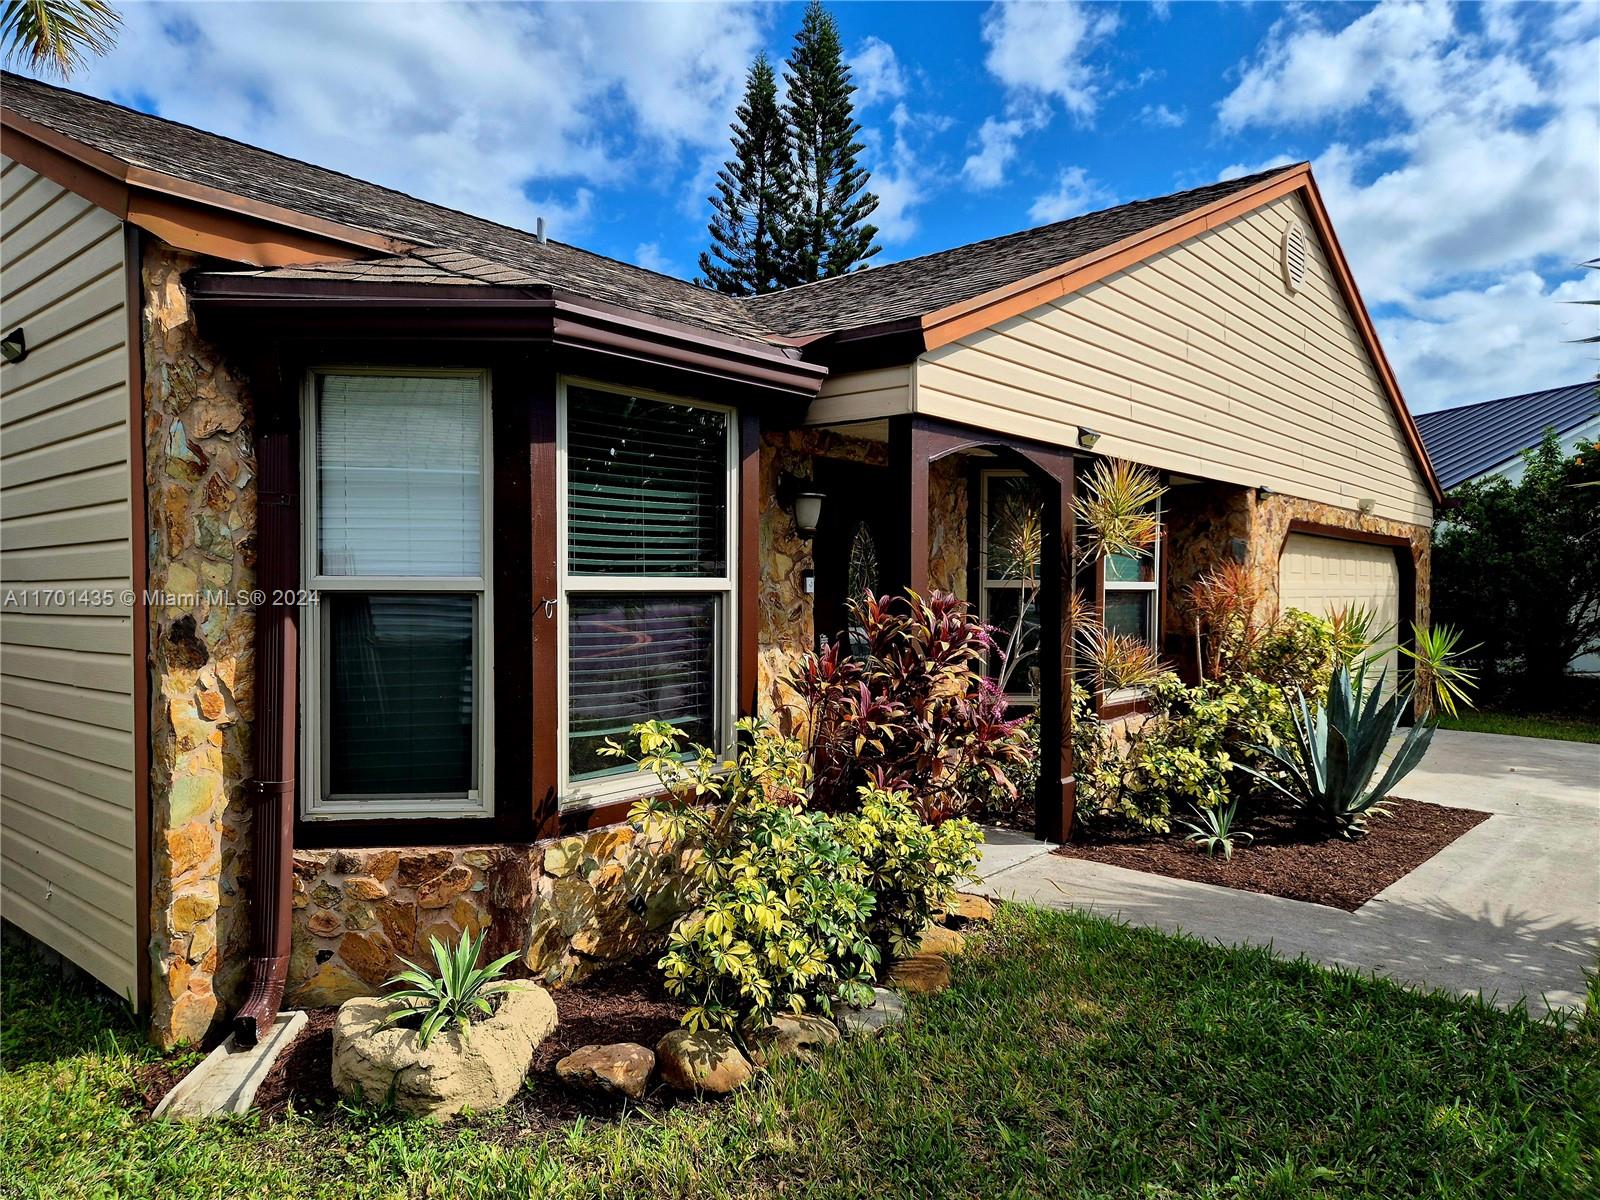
[[1413, 382, 1599, 489]]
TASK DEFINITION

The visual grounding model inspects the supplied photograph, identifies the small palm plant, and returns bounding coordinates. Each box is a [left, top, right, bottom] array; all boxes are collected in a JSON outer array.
[[1400, 622, 1478, 719], [383, 929, 519, 1048], [1179, 798, 1254, 860], [1242, 659, 1436, 838]]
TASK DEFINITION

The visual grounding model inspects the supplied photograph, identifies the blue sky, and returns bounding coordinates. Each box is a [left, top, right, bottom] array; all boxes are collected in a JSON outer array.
[[37, 0, 1599, 411]]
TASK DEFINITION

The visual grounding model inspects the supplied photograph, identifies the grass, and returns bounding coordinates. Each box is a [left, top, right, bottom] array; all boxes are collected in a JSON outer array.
[[1438, 708, 1600, 744], [4, 908, 1596, 1199]]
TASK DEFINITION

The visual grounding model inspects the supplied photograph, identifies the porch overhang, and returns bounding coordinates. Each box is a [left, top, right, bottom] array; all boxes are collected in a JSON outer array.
[[186, 274, 830, 402]]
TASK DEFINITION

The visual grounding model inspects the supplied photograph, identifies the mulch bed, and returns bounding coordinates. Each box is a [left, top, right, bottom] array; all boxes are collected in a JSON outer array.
[[1054, 797, 1490, 911], [139, 961, 694, 1128]]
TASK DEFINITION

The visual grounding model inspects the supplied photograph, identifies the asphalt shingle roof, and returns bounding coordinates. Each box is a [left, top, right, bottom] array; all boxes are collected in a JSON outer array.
[[741, 167, 1299, 337], [1414, 382, 1600, 489], [2, 71, 1300, 349]]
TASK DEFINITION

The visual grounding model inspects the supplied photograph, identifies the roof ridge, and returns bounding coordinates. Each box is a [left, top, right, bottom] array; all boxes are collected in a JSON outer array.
[[741, 163, 1307, 310]]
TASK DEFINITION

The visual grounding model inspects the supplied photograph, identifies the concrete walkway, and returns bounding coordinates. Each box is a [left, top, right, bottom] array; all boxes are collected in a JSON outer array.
[[978, 730, 1600, 1015]]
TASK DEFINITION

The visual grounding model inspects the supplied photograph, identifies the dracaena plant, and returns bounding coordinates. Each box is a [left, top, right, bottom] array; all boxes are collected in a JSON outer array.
[[784, 589, 1028, 820], [383, 929, 520, 1048], [1241, 659, 1436, 838]]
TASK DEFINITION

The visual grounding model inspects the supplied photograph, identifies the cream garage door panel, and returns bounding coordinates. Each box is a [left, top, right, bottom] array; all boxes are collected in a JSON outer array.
[[1280, 533, 1401, 693]]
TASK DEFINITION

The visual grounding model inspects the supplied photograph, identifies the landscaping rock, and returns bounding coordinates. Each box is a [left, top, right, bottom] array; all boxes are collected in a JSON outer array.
[[655, 1029, 754, 1094], [331, 982, 557, 1118], [835, 988, 907, 1038], [743, 1013, 841, 1068], [888, 953, 952, 995], [917, 925, 967, 957], [949, 893, 995, 924], [555, 1043, 655, 1101]]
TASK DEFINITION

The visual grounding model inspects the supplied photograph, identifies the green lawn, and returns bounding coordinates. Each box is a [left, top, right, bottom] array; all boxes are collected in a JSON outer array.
[[4, 907, 1595, 1199], [1438, 708, 1600, 744]]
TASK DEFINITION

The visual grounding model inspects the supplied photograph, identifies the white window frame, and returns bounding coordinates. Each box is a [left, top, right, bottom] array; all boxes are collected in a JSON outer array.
[[555, 377, 739, 810], [977, 468, 1042, 707], [299, 367, 494, 821], [1101, 497, 1162, 704]]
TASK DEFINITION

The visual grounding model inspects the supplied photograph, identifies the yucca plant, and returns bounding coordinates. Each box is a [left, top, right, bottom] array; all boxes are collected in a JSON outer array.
[[1073, 458, 1165, 566], [1242, 658, 1436, 838], [1179, 797, 1254, 860], [1400, 622, 1478, 719], [383, 929, 520, 1048]]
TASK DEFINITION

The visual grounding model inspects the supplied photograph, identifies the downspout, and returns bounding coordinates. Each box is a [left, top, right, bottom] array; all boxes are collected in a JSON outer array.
[[234, 424, 298, 1046]]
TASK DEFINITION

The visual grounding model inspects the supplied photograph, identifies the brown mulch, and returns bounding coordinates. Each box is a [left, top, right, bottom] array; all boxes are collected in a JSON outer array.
[[1054, 797, 1490, 911], [138, 961, 694, 1128]]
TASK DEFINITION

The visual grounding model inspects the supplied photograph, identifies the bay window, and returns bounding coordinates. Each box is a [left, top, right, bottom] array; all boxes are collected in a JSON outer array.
[[302, 370, 493, 820], [558, 381, 736, 807]]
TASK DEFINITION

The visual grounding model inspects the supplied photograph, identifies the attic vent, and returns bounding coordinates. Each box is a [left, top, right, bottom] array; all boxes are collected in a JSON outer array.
[[1280, 221, 1309, 293]]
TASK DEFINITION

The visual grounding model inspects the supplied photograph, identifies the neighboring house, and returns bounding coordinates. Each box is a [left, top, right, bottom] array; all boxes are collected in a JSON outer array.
[[0, 73, 1442, 1047], [1416, 382, 1600, 674], [1414, 382, 1600, 490]]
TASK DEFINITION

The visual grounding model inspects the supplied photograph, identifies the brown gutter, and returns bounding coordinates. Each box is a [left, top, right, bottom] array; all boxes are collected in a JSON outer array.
[[1, 108, 409, 266], [233, 415, 298, 1046]]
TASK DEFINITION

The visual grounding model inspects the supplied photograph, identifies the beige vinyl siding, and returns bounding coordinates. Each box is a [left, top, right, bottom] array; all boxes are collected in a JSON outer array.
[[915, 192, 1433, 526], [806, 364, 912, 426], [0, 155, 139, 1000]]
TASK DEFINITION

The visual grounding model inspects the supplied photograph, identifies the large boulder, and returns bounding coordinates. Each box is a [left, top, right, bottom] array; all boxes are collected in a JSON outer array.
[[332, 982, 557, 1118], [888, 953, 951, 995], [555, 1043, 655, 1101], [655, 1029, 754, 1094]]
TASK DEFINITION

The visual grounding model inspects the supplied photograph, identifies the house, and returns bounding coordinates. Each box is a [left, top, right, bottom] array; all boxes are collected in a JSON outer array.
[[1416, 382, 1600, 675], [0, 72, 1442, 1048], [1414, 382, 1600, 490]]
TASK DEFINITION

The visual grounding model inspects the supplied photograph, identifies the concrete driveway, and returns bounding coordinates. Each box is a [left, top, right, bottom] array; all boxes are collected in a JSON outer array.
[[979, 730, 1600, 1015]]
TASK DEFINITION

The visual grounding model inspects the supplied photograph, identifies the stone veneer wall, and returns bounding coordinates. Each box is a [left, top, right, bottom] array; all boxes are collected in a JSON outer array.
[[1159, 479, 1431, 650], [286, 823, 696, 1006], [141, 242, 259, 1047], [928, 456, 967, 599]]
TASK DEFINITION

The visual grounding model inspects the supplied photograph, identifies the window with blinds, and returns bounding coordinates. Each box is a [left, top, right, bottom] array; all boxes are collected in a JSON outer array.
[[559, 382, 734, 805], [302, 371, 493, 821]]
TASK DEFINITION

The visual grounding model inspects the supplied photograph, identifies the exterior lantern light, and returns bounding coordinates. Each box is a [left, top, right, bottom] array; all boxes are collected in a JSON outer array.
[[777, 471, 825, 538]]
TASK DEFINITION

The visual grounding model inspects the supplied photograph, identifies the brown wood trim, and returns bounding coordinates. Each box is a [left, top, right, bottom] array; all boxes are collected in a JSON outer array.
[[529, 363, 563, 842], [738, 411, 761, 717], [1097, 694, 1154, 722], [920, 167, 1312, 350], [887, 415, 932, 595], [1283, 518, 1411, 550], [491, 355, 538, 842], [2, 108, 405, 263], [123, 224, 151, 1016]]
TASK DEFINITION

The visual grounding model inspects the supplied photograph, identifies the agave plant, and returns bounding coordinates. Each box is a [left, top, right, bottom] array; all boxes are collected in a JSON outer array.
[[1179, 797, 1254, 860], [383, 929, 520, 1048], [1242, 658, 1436, 838]]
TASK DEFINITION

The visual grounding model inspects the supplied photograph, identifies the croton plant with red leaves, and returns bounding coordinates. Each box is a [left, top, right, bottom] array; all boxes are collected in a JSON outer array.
[[784, 589, 1031, 820]]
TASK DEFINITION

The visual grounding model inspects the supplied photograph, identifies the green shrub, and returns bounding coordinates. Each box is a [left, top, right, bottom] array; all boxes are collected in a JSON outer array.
[[604, 717, 981, 1032], [837, 786, 983, 957], [1252, 608, 1337, 695]]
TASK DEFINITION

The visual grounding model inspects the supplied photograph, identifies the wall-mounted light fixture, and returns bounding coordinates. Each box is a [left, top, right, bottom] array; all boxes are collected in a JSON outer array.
[[1256, 484, 1276, 501], [777, 471, 825, 538], [1358, 497, 1377, 515], [1077, 426, 1101, 450], [0, 327, 25, 365]]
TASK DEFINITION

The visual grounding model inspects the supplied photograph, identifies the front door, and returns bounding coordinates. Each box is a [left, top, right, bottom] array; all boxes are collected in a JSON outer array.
[[811, 458, 896, 653]]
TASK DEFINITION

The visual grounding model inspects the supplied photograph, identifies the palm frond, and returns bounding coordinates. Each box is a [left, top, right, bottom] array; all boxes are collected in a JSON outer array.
[[2, 0, 121, 78]]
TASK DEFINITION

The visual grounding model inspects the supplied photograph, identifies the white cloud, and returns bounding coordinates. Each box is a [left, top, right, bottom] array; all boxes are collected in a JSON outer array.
[[861, 104, 951, 243], [979, 0, 1119, 118], [632, 240, 679, 277], [67, 1, 768, 237], [1219, 0, 1600, 407], [1028, 167, 1113, 224], [1382, 270, 1600, 411], [851, 36, 907, 108], [1139, 103, 1187, 129], [961, 102, 1050, 189]]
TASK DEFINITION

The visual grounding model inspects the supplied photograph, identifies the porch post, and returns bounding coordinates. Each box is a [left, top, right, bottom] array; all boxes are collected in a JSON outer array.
[[1031, 448, 1076, 843], [887, 414, 931, 595]]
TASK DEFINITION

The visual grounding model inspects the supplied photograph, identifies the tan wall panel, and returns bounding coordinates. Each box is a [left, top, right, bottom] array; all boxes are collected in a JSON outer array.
[[0, 156, 138, 1001], [805, 364, 912, 424], [917, 192, 1433, 526]]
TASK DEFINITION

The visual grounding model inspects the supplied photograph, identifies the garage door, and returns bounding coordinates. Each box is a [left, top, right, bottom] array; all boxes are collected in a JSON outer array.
[[1280, 533, 1401, 693]]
